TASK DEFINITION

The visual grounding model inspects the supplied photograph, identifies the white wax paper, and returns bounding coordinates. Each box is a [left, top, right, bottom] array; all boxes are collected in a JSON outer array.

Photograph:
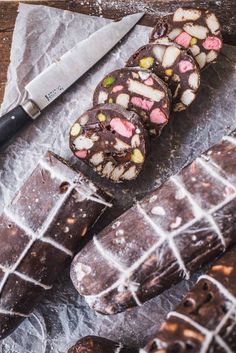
[[0, 3, 236, 353]]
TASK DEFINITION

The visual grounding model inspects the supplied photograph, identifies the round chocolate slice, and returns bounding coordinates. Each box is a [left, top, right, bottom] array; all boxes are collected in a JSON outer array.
[[93, 68, 171, 136], [126, 43, 200, 112], [69, 104, 148, 183], [150, 8, 222, 70]]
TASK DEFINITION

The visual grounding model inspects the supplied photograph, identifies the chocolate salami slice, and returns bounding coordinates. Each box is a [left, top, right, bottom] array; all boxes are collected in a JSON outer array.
[[93, 68, 171, 136], [144, 245, 236, 353], [68, 336, 138, 353], [150, 8, 222, 70], [69, 104, 148, 182], [0, 151, 110, 339], [126, 43, 200, 112], [70, 131, 236, 314]]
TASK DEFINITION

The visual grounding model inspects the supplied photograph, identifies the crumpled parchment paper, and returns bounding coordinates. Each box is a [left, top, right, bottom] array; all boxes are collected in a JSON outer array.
[[0, 3, 236, 353]]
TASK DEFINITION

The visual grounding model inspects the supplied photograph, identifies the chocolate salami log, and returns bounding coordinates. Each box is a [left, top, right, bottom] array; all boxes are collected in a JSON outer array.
[[144, 245, 236, 353], [68, 336, 138, 353], [93, 68, 171, 136], [69, 104, 148, 182], [71, 132, 236, 314], [150, 8, 222, 70], [0, 151, 110, 339], [126, 43, 200, 112]]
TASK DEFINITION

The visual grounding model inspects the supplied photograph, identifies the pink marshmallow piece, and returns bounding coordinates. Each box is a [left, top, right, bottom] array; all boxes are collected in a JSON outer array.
[[144, 77, 154, 86], [150, 108, 167, 124], [131, 96, 154, 111], [110, 118, 135, 138], [174, 32, 192, 48], [112, 85, 124, 93], [179, 60, 194, 73], [203, 36, 222, 51], [75, 149, 87, 158]]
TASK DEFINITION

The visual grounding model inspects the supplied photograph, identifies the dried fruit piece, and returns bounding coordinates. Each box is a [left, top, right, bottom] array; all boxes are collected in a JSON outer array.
[[93, 67, 171, 136], [126, 43, 200, 112], [165, 69, 173, 76], [69, 104, 148, 183], [131, 149, 144, 164], [150, 8, 222, 69], [190, 37, 197, 46], [139, 56, 155, 69], [97, 113, 106, 122], [70, 123, 81, 137], [102, 75, 116, 88]]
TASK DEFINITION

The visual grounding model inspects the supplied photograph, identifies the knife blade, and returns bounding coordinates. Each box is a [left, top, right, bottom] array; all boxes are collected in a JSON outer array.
[[0, 12, 143, 148]]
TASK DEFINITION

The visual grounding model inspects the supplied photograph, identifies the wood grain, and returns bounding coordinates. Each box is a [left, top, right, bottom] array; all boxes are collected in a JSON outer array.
[[0, 0, 235, 105]]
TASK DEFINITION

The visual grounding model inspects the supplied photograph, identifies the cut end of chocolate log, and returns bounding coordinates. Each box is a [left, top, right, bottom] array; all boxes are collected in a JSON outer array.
[[93, 68, 171, 136], [126, 42, 200, 112], [150, 8, 222, 70], [67, 336, 138, 353], [69, 103, 149, 183]]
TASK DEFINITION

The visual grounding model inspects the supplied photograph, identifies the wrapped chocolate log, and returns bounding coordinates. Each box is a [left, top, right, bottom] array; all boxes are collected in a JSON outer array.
[[0, 151, 111, 339], [71, 132, 236, 314], [144, 245, 236, 353], [126, 43, 200, 112], [68, 335, 138, 353], [150, 8, 222, 69], [69, 104, 148, 182], [93, 68, 171, 136]]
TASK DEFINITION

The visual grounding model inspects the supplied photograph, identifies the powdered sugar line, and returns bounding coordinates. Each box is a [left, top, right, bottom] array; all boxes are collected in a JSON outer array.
[[137, 203, 190, 279]]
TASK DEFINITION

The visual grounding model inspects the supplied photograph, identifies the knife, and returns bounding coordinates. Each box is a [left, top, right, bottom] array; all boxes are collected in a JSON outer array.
[[0, 12, 143, 148]]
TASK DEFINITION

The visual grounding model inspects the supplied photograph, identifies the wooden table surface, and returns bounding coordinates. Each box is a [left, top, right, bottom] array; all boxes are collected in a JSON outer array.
[[0, 0, 235, 105]]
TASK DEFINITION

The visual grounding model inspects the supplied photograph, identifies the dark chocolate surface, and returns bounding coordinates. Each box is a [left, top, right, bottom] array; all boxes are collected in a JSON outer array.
[[1, 10, 236, 352], [144, 245, 236, 353], [71, 131, 236, 315], [0, 151, 109, 339], [67, 336, 138, 353]]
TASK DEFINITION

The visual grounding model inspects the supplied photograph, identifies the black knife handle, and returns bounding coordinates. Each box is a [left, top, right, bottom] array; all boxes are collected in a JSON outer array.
[[0, 101, 40, 149]]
